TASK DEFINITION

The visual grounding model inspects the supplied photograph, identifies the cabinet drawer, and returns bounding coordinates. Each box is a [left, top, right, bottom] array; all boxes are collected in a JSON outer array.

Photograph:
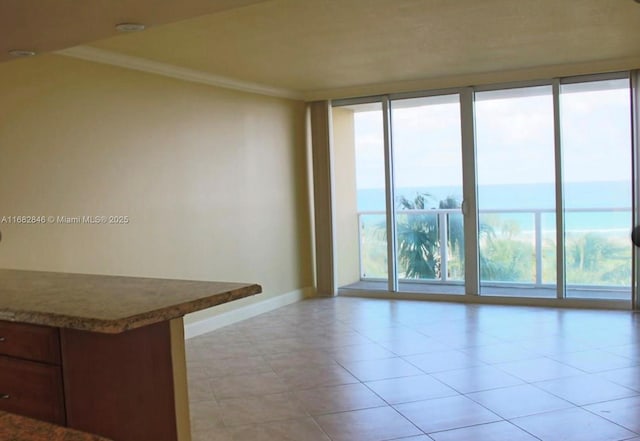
[[0, 355, 65, 425], [0, 321, 60, 364]]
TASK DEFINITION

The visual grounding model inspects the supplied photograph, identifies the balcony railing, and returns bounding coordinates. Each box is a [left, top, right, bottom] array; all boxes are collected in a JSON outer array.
[[358, 207, 632, 289]]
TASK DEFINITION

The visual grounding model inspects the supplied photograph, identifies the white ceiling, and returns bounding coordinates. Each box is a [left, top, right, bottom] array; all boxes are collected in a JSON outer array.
[[0, 0, 268, 63], [3, 0, 640, 98]]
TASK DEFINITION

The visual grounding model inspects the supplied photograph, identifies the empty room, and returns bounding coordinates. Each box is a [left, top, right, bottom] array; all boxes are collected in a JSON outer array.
[[1, 1, 639, 440]]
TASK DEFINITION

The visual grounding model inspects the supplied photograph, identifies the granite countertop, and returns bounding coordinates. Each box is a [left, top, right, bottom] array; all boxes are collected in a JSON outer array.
[[0, 269, 261, 333], [0, 411, 112, 441]]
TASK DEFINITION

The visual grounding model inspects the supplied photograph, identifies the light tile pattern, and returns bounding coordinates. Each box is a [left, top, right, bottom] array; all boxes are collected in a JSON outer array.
[[187, 297, 640, 440]]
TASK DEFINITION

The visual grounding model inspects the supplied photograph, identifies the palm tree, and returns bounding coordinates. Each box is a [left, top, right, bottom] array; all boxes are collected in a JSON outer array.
[[440, 196, 464, 279], [376, 192, 503, 281], [395, 193, 440, 279]]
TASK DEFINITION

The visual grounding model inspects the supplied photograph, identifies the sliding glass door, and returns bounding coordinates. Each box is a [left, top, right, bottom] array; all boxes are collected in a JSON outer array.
[[560, 78, 632, 300], [333, 71, 635, 305], [475, 86, 557, 297], [390, 95, 464, 294]]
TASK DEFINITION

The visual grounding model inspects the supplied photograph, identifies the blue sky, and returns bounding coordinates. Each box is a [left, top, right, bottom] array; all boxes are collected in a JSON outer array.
[[352, 79, 631, 191]]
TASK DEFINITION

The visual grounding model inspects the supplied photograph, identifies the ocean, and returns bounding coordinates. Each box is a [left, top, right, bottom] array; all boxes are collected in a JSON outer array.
[[357, 181, 632, 233]]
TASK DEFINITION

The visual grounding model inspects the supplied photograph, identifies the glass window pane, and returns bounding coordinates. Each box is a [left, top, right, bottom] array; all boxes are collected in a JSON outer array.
[[561, 78, 632, 300], [391, 94, 464, 294], [475, 85, 557, 297], [333, 103, 389, 290]]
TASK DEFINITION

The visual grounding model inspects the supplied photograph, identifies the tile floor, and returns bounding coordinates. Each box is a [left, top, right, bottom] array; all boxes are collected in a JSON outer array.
[[186, 297, 640, 441]]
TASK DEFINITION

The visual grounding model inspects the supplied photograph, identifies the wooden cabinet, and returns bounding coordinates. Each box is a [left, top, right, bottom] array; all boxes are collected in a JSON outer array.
[[0, 356, 65, 424], [0, 321, 61, 364], [0, 321, 64, 425], [0, 319, 187, 441], [61, 322, 179, 441], [0, 269, 261, 441]]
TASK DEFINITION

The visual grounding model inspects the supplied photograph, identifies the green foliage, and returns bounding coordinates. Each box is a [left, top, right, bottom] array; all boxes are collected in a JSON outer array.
[[389, 193, 470, 280], [478, 214, 533, 282], [395, 193, 441, 279], [360, 214, 388, 278], [440, 197, 465, 280], [374, 193, 520, 281], [361, 195, 631, 287], [446, 212, 465, 280], [565, 232, 630, 286]]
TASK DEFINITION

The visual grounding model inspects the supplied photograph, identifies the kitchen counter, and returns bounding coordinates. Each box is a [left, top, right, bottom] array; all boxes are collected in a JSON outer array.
[[0, 269, 261, 333], [0, 411, 112, 441], [0, 269, 262, 441]]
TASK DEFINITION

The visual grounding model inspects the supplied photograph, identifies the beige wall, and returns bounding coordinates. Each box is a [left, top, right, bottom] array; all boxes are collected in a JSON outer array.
[[0, 55, 313, 322], [332, 107, 360, 287]]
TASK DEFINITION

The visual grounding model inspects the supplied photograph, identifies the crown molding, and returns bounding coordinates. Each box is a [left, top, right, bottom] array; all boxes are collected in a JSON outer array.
[[56, 45, 303, 100]]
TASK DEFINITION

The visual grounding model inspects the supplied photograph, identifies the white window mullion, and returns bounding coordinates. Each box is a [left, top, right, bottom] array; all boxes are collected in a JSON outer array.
[[552, 79, 566, 300], [382, 97, 398, 292], [460, 88, 479, 296], [632, 70, 640, 311]]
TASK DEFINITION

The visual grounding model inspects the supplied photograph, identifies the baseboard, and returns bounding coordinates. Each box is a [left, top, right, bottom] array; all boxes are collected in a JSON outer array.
[[184, 287, 314, 339]]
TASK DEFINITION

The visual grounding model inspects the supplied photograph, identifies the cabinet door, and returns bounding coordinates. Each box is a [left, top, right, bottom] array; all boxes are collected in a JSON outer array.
[[0, 321, 61, 364], [61, 321, 178, 441], [0, 355, 65, 425]]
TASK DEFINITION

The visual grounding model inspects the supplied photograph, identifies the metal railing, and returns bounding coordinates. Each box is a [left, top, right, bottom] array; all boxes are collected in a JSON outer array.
[[358, 207, 632, 287]]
